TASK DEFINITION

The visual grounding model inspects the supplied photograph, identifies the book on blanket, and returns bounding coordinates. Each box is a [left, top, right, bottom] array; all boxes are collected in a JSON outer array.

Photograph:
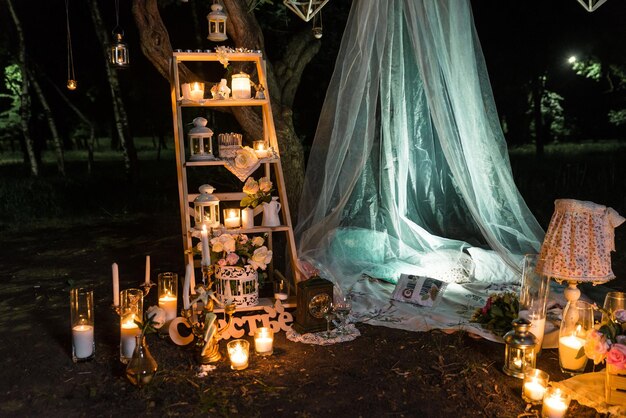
[[391, 274, 447, 308]]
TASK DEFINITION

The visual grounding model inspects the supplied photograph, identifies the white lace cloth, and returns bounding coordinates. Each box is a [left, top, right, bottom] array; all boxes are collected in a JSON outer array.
[[551, 372, 626, 417], [286, 324, 361, 345]]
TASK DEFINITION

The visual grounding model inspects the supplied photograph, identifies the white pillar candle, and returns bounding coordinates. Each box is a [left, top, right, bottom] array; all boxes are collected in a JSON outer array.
[[120, 319, 141, 359], [159, 293, 178, 321], [254, 327, 274, 356], [144, 255, 151, 286], [559, 335, 587, 371], [72, 324, 94, 359], [183, 264, 192, 310], [241, 207, 254, 229], [201, 225, 210, 266], [112, 263, 120, 306]]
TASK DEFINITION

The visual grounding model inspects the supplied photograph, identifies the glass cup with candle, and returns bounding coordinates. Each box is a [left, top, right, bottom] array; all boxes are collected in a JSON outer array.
[[70, 288, 95, 362], [559, 300, 593, 375], [227, 339, 250, 370], [158, 272, 178, 324], [541, 387, 570, 418], [522, 368, 549, 404], [254, 327, 274, 356], [273, 277, 289, 302], [519, 254, 550, 355], [253, 140, 269, 159], [223, 208, 241, 229], [119, 288, 143, 363], [602, 291, 626, 323]]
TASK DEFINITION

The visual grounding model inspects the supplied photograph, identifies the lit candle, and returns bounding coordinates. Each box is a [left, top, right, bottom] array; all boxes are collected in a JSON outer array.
[[72, 324, 94, 359], [559, 334, 587, 371], [524, 379, 547, 402], [201, 225, 210, 266], [227, 340, 249, 370], [183, 263, 191, 310], [542, 388, 570, 418], [190, 82, 204, 101], [522, 369, 549, 404], [159, 293, 178, 322], [253, 140, 269, 158], [254, 327, 274, 356], [120, 318, 141, 359], [144, 255, 151, 286], [231, 73, 251, 99], [112, 263, 120, 306], [224, 208, 241, 229]]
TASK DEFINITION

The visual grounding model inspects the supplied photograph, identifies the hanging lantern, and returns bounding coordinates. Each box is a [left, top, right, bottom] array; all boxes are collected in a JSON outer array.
[[207, 2, 228, 42], [110, 29, 130, 68], [283, 0, 330, 22], [503, 318, 537, 378], [577, 0, 608, 12], [188, 117, 215, 160], [194, 184, 220, 229], [67, 79, 77, 91]]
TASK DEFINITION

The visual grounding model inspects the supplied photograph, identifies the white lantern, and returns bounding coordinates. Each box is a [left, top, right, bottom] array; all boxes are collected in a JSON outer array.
[[231, 73, 251, 99], [207, 2, 228, 42], [188, 117, 215, 160], [194, 184, 220, 229]]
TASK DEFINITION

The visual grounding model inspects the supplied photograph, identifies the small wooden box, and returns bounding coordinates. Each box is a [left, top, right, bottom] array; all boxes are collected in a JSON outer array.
[[606, 364, 626, 405]]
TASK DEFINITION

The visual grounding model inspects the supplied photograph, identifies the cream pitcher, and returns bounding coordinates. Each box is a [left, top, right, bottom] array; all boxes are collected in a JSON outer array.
[[262, 197, 281, 227]]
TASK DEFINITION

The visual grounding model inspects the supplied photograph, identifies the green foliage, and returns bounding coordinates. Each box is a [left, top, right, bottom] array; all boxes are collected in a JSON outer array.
[[572, 59, 602, 82], [608, 109, 626, 126], [0, 64, 21, 142]]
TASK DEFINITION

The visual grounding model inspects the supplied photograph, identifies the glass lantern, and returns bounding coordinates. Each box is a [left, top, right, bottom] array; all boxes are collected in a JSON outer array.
[[188, 117, 215, 161], [503, 318, 537, 378], [194, 184, 220, 229], [110, 30, 130, 68], [207, 2, 227, 42]]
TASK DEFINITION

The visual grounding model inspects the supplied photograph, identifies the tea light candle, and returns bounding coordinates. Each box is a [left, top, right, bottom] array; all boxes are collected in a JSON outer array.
[[227, 339, 249, 370], [224, 209, 241, 229], [254, 327, 274, 356], [159, 293, 178, 322], [253, 140, 269, 158], [524, 380, 547, 402], [559, 334, 587, 371], [522, 368, 550, 405], [120, 318, 141, 359], [72, 324, 94, 359], [190, 82, 204, 101], [542, 387, 570, 418]]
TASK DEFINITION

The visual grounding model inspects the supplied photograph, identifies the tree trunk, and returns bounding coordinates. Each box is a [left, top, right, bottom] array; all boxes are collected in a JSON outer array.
[[28, 69, 65, 176], [132, 0, 320, 218], [6, 0, 38, 176], [88, 0, 138, 179]]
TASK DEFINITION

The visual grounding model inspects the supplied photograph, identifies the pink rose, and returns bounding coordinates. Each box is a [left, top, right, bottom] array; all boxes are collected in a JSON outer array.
[[607, 344, 626, 370], [584, 329, 609, 365], [217, 259, 227, 266], [225, 252, 240, 266]]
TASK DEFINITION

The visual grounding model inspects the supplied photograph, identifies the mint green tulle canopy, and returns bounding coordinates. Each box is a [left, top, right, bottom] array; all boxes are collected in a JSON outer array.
[[295, 0, 545, 286]]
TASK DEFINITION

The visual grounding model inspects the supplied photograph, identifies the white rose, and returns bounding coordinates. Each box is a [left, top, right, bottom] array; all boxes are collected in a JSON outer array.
[[248, 246, 272, 270], [242, 177, 259, 195], [210, 236, 224, 253], [251, 236, 264, 247], [146, 305, 167, 329], [258, 176, 273, 193]]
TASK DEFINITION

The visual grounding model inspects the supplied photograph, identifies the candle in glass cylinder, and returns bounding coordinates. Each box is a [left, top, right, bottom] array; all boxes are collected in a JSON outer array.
[[559, 334, 587, 371], [227, 339, 249, 370], [254, 327, 274, 356], [541, 387, 570, 418], [224, 208, 241, 229], [522, 369, 549, 404], [159, 293, 177, 321], [158, 272, 178, 322], [72, 324, 94, 359], [253, 140, 269, 158], [120, 318, 141, 360]]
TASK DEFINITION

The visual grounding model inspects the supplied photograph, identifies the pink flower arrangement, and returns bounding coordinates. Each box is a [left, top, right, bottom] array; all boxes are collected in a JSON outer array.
[[584, 308, 626, 369], [209, 232, 272, 272]]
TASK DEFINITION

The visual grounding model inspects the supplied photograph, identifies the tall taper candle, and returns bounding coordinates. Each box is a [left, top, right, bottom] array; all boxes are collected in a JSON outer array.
[[112, 263, 120, 306], [144, 255, 151, 286], [201, 225, 210, 266], [183, 263, 191, 310]]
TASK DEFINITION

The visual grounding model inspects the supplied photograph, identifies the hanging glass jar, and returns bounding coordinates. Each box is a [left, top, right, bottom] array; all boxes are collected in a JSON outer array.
[[188, 117, 215, 160], [125, 335, 158, 387], [194, 184, 220, 229], [503, 318, 537, 378]]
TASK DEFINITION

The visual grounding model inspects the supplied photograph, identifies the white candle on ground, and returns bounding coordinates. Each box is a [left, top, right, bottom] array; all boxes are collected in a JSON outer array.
[[255, 336, 273, 355], [144, 255, 151, 286], [120, 319, 141, 359], [523, 379, 547, 402], [112, 263, 120, 306], [159, 293, 178, 321], [201, 225, 210, 266], [229, 346, 249, 369], [183, 264, 192, 310], [72, 324, 94, 359], [559, 335, 587, 371], [542, 391, 569, 418]]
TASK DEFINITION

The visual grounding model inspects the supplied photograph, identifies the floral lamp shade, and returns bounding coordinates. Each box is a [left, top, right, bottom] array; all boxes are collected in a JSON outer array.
[[536, 199, 624, 283]]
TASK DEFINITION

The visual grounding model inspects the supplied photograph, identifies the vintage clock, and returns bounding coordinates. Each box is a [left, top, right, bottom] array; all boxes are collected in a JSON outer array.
[[293, 276, 334, 334]]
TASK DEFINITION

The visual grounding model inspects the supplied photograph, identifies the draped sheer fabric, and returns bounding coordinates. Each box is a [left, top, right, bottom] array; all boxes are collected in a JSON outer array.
[[295, 0, 544, 289]]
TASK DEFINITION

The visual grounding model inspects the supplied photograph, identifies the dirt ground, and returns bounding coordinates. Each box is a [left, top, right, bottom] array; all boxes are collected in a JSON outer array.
[[0, 214, 623, 417]]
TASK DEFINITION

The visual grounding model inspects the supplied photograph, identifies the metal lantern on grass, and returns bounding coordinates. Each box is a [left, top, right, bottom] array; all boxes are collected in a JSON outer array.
[[207, 2, 227, 42], [503, 318, 537, 378], [188, 117, 215, 160], [194, 184, 220, 229]]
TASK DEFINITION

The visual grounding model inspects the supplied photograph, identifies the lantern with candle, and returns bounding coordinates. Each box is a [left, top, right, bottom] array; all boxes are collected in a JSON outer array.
[[231, 72, 252, 99], [194, 184, 220, 229], [119, 288, 143, 363], [157, 272, 178, 323], [207, 1, 228, 42], [70, 287, 95, 362], [188, 117, 215, 161], [227, 339, 249, 370], [503, 318, 537, 378]]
